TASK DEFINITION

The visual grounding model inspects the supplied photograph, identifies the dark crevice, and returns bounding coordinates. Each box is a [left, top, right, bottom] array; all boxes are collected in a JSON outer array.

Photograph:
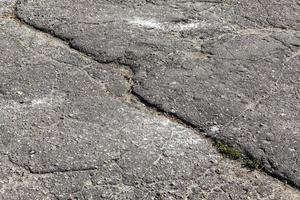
[[28, 167, 99, 175], [11, 160, 99, 175], [7, 153, 99, 175], [131, 90, 203, 131]]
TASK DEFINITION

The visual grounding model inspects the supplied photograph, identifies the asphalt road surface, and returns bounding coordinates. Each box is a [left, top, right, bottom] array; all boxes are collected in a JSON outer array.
[[0, 0, 299, 199]]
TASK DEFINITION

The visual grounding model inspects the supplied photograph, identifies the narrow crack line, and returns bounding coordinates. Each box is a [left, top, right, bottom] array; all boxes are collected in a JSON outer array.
[[6, 154, 32, 172], [6, 152, 100, 175], [11, 6, 300, 189], [131, 90, 202, 131], [271, 35, 294, 52], [29, 167, 99, 175], [220, 106, 250, 131]]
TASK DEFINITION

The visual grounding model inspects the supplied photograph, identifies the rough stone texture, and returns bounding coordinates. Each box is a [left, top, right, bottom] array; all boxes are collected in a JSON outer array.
[[0, 12, 300, 200], [0, 1, 300, 199], [2, 153, 300, 200], [15, 0, 300, 187]]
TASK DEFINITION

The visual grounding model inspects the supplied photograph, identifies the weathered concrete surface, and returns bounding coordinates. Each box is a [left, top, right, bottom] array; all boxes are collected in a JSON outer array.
[[2, 154, 300, 200], [15, 0, 300, 187], [0, 1, 300, 199]]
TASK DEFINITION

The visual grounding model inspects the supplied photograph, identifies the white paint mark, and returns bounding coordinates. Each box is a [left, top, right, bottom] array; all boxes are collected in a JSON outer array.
[[127, 17, 201, 31], [128, 17, 161, 29], [31, 97, 52, 107]]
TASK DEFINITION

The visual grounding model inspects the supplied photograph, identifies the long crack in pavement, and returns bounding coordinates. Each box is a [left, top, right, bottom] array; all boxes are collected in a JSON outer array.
[[0, 0, 300, 199]]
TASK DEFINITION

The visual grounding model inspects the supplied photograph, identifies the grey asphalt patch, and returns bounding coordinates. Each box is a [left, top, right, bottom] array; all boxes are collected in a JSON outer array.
[[2, 15, 299, 199], [15, 0, 300, 187], [2, 11, 300, 199]]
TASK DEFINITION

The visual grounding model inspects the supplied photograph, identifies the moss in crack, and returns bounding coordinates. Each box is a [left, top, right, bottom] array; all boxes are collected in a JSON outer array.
[[214, 140, 263, 170], [214, 140, 242, 160], [243, 158, 262, 171]]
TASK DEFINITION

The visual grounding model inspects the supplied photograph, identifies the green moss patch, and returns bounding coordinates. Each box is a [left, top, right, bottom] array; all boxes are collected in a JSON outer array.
[[215, 140, 242, 160], [244, 159, 262, 170]]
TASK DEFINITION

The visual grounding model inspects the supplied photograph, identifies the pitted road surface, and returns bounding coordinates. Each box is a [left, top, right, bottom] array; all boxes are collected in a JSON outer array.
[[0, 0, 300, 199]]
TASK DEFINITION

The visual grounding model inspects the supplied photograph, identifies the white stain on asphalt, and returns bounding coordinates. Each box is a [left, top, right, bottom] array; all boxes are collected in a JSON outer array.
[[128, 17, 161, 29], [128, 17, 200, 31]]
